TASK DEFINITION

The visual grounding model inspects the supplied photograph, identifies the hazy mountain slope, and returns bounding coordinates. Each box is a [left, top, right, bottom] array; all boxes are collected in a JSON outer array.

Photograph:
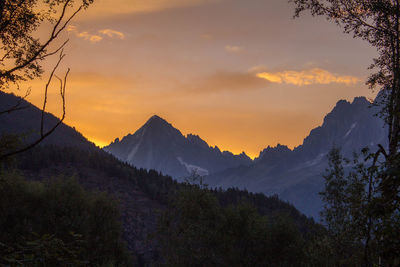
[[0, 91, 95, 149], [205, 96, 387, 218], [104, 115, 252, 179]]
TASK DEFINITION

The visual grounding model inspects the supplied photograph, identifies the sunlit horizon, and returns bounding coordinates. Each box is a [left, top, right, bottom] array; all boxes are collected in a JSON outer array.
[[12, 0, 378, 159]]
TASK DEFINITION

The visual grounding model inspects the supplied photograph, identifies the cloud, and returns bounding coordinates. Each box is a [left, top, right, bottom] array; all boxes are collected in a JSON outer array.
[[99, 29, 125, 40], [67, 26, 125, 43], [225, 45, 243, 53], [189, 71, 270, 93], [68, 25, 103, 43], [256, 68, 360, 86], [77, 31, 103, 42]]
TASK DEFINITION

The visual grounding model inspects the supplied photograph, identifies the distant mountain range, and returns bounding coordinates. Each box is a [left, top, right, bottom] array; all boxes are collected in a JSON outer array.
[[1, 90, 387, 219], [206, 96, 387, 218], [103, 115, 252, 179], [104, 96, 387, 218]]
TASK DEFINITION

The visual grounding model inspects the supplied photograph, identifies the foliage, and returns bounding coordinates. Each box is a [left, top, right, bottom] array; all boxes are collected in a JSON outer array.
[[0, 0, 94, 160], [0, 0, 93, 90], [1, 232, 87, 266], [0, 171, 132, 266], [291, 1, 400, 265], [154, 180, 324, 266], [320, 147, 400, 265], [15, 145, 328, 265], [290, 1, 400, 153]]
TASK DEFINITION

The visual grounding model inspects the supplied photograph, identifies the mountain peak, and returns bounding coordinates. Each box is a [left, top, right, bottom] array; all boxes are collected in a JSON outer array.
[[143, 115, 174, 130], [352, 96, 370, 106], [147, 114, 168, 124]]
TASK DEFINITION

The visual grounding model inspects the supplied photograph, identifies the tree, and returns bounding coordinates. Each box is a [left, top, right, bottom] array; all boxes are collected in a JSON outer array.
[[290, 0, 400, 264], [0, 172, 132, 265], [154, 180, 307, 266], [320, 148, 381, 265], [290, 0, 400, 156], [0, 0, 93, 160]]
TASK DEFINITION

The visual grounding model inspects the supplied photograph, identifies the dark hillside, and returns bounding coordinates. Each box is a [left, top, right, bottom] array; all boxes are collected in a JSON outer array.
[[0, 91, 95, 150], [15, 146, 323, 262]]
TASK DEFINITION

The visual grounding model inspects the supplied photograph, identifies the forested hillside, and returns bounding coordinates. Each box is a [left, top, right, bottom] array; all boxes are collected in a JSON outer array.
[[10, 145, 326, 264]]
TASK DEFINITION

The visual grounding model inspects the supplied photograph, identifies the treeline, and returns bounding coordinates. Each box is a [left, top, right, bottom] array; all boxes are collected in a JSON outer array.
[[6, 145, 333, 265], [155, 181, 330, 266], [0, 172, 132, 266], [16, 145, 319, 231]]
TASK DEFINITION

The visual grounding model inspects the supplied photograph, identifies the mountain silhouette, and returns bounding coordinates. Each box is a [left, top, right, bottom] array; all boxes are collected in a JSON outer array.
[[105, 96, 387, 218], [104, 115, 252, 179], [206, 96, 387, 218], [0, 91, 95, 150]]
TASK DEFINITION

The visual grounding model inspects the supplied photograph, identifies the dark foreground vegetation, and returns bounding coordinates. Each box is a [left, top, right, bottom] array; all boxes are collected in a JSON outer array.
[[3, 145, 393, 266], [0, 172, 131, 266], [0, 145, 330, 266]]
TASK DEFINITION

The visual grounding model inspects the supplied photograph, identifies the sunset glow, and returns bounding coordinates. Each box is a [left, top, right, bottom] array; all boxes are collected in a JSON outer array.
[[17, 0, 377, 158]]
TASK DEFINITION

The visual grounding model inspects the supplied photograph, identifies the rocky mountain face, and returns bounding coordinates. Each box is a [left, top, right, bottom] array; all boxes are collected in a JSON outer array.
[[205, 96, 387, 218], [0, 91, 95, 150], [104, 96, 387, 219], [103, 115, 252, 179]]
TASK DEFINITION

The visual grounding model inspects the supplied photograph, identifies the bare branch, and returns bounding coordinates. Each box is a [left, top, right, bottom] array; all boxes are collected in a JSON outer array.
[[0, 52, 69, 161], [41, 50, 65, 136], [0, 1, 84, 80], [0, 87, 30, 115]]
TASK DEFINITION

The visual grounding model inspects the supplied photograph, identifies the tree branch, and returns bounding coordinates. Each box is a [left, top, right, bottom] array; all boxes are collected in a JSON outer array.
[[0, 87, 30, 115], [0, 1, 83, 80], [0, 52, 69, 160]]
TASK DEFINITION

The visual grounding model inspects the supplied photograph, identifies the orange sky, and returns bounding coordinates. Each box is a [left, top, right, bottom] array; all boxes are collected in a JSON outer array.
[[12, 0, 378, 158]]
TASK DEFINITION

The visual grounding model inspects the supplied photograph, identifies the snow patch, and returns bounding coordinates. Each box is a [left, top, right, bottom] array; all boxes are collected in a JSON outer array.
[[177, 157, 209, 176], [344, 123, 357, 138], [304, 153, 326, 167], [127, 128, 146, 162]]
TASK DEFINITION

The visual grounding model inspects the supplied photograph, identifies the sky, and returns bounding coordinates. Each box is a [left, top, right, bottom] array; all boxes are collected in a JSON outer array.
[[16, 0, 378, 158]]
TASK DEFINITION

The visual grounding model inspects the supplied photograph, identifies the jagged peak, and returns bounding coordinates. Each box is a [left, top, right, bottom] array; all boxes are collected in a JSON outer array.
[[334, 99, 350, 108], [145, 115, 170, 126], [352, 96, 370, 106], [187, 133, 209, 148], [255, 144, 292, 161]]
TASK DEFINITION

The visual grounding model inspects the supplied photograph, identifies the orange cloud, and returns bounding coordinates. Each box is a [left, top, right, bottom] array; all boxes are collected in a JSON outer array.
[[256, 68, 360, 86], [67, 26, 125, 42], [68, 25, 103, 42], [99, 29, 125, 40], [77, 32, 103, 42]]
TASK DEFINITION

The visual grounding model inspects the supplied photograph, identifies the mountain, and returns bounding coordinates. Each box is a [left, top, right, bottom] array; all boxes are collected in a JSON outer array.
[[1, 90, 321, 263], [104, 96, 387, 218], [205, 96, 387, 218], [104, 115, 252, 179], [0, 91, 95, 150], [2, 90, 386, 219]]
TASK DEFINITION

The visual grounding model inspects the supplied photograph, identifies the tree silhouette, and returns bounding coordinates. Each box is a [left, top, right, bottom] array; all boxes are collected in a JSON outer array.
[[290, 0, 400, 265], [0, 0, 93, 159]]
